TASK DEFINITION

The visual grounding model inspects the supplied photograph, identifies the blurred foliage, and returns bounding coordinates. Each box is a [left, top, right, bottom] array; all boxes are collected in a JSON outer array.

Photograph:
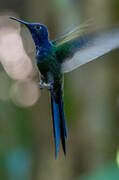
[[80, 162, 119, 180]]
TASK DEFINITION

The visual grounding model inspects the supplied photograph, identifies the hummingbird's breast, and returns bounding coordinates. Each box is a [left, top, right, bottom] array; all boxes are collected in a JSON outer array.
[[36, 46, 54, 70], [36, 45, 61, 82]]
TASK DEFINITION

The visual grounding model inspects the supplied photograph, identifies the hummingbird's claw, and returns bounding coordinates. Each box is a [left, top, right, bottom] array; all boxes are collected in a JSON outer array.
[[38, 82, 45, 89], [47, 83, 53, 90]]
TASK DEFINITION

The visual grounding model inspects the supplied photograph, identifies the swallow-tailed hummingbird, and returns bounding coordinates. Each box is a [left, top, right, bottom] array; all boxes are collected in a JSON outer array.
[[10, 17, 119, 157]]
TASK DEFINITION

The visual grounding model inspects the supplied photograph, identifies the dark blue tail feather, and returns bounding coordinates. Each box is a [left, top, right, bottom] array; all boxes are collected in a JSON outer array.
[[59, 93, 68, 155], [59, 94, 68, 139], [51, 89, 68, 157], [51, 95, 60, 157]]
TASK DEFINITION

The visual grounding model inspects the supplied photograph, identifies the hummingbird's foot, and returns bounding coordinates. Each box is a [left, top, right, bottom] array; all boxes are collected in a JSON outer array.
[[38, 82, 45, 89], [47, 83, 53, 90]]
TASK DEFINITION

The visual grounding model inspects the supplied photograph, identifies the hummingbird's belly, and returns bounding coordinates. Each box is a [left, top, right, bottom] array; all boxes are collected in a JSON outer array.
[[36, 57, 50, 74], [36, 56, 61, 84]]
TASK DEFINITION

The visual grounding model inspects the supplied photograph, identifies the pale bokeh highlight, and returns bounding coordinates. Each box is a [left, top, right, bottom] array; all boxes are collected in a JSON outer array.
[[0, 14, 40, 107], [0, 17, 33, 80], [10, 80, 40, 107]]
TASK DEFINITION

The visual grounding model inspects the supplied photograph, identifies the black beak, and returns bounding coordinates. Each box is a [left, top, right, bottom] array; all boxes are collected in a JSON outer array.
[[9, 17, 29, 27]]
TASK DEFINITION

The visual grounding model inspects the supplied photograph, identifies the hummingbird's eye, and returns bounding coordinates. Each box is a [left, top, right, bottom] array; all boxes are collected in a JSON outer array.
[[36, 26, 41, 30]]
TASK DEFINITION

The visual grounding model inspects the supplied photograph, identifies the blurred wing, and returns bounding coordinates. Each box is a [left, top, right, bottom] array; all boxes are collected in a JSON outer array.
[[21, 26, 40, 80], [0, 18, 39, 81], [61, 28, 119, 73], [52, 22, 90, 46]]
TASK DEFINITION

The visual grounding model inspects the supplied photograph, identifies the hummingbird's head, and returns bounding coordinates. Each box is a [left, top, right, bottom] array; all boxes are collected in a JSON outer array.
[[9, 17, 49, 46]]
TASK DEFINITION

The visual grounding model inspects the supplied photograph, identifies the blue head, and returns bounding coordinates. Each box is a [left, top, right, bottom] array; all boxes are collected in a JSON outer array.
[[9, 17, 49, 47]]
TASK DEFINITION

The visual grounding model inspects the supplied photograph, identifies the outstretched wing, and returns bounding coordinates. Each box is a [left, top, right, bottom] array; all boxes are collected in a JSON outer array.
[[60, 27, 119, 73], [52, 22, 90, 46]]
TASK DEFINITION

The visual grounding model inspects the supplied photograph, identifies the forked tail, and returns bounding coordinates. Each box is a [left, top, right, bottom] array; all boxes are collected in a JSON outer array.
[[50, 87, 68, 157]]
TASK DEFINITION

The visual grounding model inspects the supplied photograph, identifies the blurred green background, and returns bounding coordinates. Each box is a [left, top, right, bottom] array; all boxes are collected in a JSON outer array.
[[0, 0, 119, 179]]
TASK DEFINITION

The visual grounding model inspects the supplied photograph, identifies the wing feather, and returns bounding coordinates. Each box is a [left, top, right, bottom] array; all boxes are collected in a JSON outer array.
[[52, 22, 90, 46], [61, 28, 119, 73]]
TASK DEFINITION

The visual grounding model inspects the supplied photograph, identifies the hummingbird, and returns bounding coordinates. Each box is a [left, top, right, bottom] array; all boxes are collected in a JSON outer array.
[[9, 17, 119, 157]]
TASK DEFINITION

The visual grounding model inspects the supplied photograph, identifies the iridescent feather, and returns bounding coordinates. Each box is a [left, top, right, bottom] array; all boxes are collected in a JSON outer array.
[[52, 26, 119, 73]]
